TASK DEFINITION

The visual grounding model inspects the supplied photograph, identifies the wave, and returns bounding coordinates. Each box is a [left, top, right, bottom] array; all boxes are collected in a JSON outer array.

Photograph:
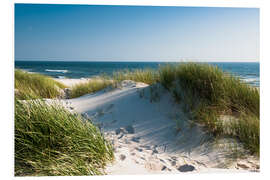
[[45, 69, 68, 73], [57, 76, 66, 79], [241, 78, 259, 83], [246, 73, 258, 76]]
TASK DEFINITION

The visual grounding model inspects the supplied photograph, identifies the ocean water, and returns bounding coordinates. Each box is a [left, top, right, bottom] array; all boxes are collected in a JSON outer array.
[[15, 61, 260, 87]]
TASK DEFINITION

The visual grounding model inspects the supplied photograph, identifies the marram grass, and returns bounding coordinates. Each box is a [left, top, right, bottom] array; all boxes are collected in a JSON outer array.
[[15, 99, 114, 176], [92, 63, 260, 154], [69, 69, 159, 98], [159, 63, 260, 155], [15, 69, 66, 100], [112, 68, 159, 85], [69, 78, 114, 98]]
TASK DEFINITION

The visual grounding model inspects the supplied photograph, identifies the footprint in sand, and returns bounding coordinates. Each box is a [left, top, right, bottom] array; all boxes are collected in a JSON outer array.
[[152, 149, 158, 155], [115, 125, 135, 135], [119, 154, 126, 161], [177, 164, 196, 172], [161, 166, 168, 171], [171, 160, 177, 166], [92, 109, 104, 118], [194, 160, 207, 167], [131, 137, 140, 143], [118, 134, 124, 139], [94, 104, 114, 118], [134, 160, 140, 164], [170, 156, 178, 160], [135, 147, 143, 152], [105, 104, 114, 112], [144, 161, 167, 171], [159, 158, 166, 164], [124, 125, 135, 134], [140, 145, 151, 150]]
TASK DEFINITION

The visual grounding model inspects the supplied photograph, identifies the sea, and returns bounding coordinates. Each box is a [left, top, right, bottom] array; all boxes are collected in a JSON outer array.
[[15, 61, 260, 87]]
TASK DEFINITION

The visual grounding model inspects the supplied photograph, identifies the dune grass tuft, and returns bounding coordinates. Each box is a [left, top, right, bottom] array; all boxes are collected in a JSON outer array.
[[159, 63, 260, 155], [69, 78, 114, 98], [159, 65, 178, 89], [69, 69, 159, 98], [15, 99, 114, 176], [15, 69, 66, 99], [112, 69, 159, 85]]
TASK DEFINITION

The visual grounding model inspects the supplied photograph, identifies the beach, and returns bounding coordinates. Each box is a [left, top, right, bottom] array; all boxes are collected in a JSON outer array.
[[13, 4, 261, 176], [53, 78, 260, 174], [55, 78, 91, 87]]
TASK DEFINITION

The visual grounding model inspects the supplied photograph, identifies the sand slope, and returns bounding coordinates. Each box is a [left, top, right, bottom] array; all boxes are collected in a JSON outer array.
[[60, 80, 259, 174]]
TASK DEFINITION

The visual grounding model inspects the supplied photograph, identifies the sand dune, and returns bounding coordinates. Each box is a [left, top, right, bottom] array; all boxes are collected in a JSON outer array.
[[56, 79, 259, 174]]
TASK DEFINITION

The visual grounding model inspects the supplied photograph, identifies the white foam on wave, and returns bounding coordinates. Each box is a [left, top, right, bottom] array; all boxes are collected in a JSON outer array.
[[240, 77, 260, 87], [241, 78, 259, 83], [45, 69, 68, 73], [57, 76, 66, 79]]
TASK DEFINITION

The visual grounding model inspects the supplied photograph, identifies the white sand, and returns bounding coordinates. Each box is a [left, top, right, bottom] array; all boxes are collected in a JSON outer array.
[[56, 79, 259, 174], [54, 78, 91, 87]]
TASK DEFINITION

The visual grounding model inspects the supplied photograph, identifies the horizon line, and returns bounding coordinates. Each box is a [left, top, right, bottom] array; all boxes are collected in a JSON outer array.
[[15, 59, 260, 63]]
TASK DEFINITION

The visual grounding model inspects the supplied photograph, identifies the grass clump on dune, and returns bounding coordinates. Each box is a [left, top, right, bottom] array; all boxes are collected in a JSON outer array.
[[15, 99, 114, 176], [159, 65, 178, 89], [69, 78, 114, 98], [69, 69, 159, 98], [159, 63, 260, 155], [113, 69, 159, 85], [15, 69, 66, 99], [70, 68, 159, 98], [175, 63, 259, 116]]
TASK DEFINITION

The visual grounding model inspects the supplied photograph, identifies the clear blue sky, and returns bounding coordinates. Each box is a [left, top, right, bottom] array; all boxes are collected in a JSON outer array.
[[15, 4, 259, 62]]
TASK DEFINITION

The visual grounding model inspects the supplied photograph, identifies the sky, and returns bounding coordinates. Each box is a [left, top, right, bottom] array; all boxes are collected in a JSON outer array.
[[15, 4, 259, 62]]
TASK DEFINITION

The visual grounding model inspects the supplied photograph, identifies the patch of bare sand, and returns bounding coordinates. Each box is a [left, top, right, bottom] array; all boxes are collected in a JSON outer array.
[[54, 78, 91, 87]]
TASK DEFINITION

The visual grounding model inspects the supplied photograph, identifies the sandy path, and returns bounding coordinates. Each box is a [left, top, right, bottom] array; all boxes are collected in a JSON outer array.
[[60, 80, 259, 174]]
